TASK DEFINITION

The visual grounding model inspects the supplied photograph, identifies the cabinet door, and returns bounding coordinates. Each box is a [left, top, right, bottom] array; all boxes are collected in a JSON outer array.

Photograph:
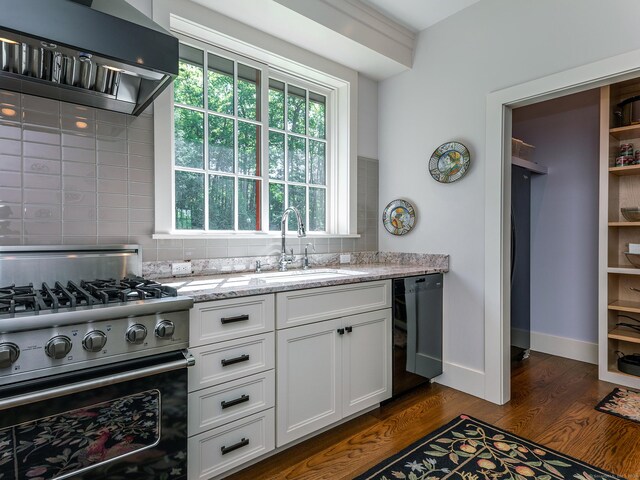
[[342, 309, 392, 417], [276, 318, 342, 447]]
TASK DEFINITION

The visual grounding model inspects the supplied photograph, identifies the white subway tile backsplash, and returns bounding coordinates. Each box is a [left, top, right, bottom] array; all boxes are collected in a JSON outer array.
[[64, 191, 97, 206], [23, 142, 60, 160], [97, 137, 127, 153], [63, 176, 96, 193], [183, 246, 206, 259], [62, 133, 95, 149], [63, 236, 98, 245], [127, 127, 153, 144], [129, 154, 153, 170], [98, 179, 127, 194], [206, 246, 227, 258], [23, 205, 61, 220], [24, 221, 62, 236], [22, 126, 60, 145], [0, 91, 20, 108], [98, 208, 127, 222], [0, 188, 21, 203], [99, 193, 127, 208], [97, 236, 129, 245], [96, 110, 127, 125], [22, 110, 59, 129], [61, 116, 96, 135], [98, 165, 127, 181], [0, 154, 21, 171], [157, 248, 183, 261], [98, 222, 128, 236], [129, 181, 153, 196], [0, 109, 19, 122], [128, 195, 153, 209], [0, 236, 21, 246], [129, 208, 153, 223], [0, 204, 20, 219], [23, 189, 61, 205], [63, 222, 97, 236], [96, 122, 126, 139], [129, 168, 153, 183], [0, 122, 21, 140], [128, 142, 153, 157], [0, 138, 22, 156], [24, 157, 61, 175], [128, 222, 153, 235], [127, 114, 153, 131], [21, 94, 59, 114], [63, 161, 96, 178], [0, 220, 21, 234], [24, 235, 62, 245], [62, 146, 95, 163], [97, 151, 128, 167], [61, 103, 96, 119], [64, 205, 97, 221], [23, 173, 60, 190]]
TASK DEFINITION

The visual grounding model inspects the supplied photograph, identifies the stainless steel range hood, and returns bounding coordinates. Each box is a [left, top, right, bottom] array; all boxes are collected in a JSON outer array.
[[0, 0, 178, 116]]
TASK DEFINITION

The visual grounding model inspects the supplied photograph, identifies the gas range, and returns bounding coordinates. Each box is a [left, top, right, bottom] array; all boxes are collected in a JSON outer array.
[[0, 245, 194, 385]]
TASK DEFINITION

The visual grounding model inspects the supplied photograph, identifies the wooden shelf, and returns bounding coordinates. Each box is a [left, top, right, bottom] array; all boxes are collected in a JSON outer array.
[[608, 221, 640, 226], [512, 156, 547, 174], [609, 164, 640, 176], [607, 267, 640, 275], [608, 327, 640, 344], [608, 300, 640, 314], [610, 124, 640, 140]]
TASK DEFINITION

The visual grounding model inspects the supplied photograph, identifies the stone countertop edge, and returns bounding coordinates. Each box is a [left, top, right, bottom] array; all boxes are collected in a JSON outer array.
[[158, 262, 448, 303]]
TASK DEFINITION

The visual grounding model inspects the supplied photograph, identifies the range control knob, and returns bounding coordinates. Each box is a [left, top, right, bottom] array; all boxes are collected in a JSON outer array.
[[0, 343, 20, 369], [126, 324, 147, 345], [155, 320, 175, 339], [45, 336, 72, 360], [82, 330, 107, 352]]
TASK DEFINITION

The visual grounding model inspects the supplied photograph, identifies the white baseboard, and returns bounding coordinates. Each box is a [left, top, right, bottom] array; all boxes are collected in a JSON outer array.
[[434, 361, 485, 399], [531, 331, 598, 365]]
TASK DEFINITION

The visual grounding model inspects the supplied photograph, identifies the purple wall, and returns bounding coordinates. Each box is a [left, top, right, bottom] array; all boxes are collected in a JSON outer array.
[[512, 89, 600, 343]]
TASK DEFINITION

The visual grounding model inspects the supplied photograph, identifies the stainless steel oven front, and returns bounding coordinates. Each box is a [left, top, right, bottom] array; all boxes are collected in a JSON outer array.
[[0, 350, 194, 480]]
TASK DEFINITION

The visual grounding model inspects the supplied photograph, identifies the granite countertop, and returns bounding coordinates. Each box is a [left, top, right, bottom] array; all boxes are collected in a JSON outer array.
[[159, 262, 448, 302]]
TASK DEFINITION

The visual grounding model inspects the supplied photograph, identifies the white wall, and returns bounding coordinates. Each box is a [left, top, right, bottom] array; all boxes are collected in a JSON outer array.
[[358, 74, 379, 159], [513, 90, 600, 345], [378, 0, 640, 396]]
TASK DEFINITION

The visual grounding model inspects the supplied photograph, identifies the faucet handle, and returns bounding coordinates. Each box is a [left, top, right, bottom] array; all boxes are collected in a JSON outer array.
[[288, 248, 295, 261], [304, 242, 315, 254]]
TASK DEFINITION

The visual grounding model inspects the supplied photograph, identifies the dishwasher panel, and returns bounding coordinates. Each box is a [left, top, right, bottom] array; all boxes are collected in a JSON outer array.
[[392, 274, 443, 397]]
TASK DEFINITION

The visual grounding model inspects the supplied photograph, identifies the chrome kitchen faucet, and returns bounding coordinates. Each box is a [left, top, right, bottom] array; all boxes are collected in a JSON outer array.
[[279, 207, 306, 271]]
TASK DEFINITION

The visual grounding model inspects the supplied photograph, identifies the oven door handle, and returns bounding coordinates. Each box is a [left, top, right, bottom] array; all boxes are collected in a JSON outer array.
[[0, 350, 195, 411]]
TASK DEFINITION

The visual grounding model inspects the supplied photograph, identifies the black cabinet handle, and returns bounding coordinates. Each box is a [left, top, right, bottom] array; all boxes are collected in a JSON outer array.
[[221, 394, 250, 409], [337, 328, 345, 335], [345, 326, 352, 333], [221, 314, 250, 324], [221, 438, 249, 455], [221, 354, 250, 367]]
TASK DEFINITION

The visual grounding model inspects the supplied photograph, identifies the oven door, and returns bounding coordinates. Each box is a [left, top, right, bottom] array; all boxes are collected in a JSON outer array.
[[0, 350, 193, 480]]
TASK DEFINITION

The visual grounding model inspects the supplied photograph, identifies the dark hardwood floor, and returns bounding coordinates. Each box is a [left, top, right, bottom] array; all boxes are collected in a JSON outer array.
[[227, 352, 640, 480]]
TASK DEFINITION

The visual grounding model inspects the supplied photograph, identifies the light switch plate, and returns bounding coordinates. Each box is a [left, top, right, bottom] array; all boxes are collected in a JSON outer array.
[[340, 254, 351, 264], [171, 261, 192, 276]]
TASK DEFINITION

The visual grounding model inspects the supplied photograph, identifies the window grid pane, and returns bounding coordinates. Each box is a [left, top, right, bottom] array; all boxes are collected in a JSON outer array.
[[175, 43, 266, 232]]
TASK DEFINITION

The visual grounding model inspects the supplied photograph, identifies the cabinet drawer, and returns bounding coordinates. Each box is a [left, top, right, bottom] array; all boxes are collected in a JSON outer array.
[[189, 333, 275, 392], [276, 280, 391, 329], [191, 294, 275, 347], [188, 370, 275, 436], [188, 408, 275, 480]]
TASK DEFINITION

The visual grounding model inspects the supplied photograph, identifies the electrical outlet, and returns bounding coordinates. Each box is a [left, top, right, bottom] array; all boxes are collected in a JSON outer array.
[[340, 254, 351, 264], [171, 262, 192, 276]]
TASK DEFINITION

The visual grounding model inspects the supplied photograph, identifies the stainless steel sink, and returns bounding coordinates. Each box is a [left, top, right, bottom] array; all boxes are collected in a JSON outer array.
[[248, 268, 366, 283]]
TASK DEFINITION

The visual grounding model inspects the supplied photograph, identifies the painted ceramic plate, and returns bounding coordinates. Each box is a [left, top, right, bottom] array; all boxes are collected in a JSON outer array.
[[382, 199, 416, 236], [429, 141, 471, 183]]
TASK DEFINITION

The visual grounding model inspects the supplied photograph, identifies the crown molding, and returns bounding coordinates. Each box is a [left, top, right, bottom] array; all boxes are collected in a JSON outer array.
[[274, 0, 415, 68]]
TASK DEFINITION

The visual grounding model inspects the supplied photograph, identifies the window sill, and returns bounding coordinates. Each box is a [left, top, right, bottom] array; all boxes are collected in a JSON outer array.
[[152, 233, 361, 240]]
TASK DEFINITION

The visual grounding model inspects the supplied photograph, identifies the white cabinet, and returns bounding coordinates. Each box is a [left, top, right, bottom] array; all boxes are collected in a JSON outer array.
[[276, 309, 392, 447]]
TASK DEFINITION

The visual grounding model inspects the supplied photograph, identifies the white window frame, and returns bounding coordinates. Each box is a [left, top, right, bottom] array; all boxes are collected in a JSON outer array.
[[152, 3, 358, 239]]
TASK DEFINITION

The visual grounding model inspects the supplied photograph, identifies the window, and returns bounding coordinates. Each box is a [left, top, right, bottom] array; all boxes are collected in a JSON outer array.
[[153, 16, 357, 239], [172, 41, 330, 233]]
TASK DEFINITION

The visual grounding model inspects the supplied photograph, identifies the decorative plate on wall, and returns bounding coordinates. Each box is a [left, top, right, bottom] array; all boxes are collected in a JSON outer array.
[[429, 141, 471, 183], [382, 199, 416, 236]]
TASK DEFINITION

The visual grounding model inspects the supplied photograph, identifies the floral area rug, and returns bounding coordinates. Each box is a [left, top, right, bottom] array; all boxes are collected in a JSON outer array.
[[595, 387, 640, 423], [355, 415, 623, 480]]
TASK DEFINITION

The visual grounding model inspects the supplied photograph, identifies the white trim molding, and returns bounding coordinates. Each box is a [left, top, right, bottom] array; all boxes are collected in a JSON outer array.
[[434, 362, 485, 400], [530, 332, 598, 365], [485, 48, 640, 405]]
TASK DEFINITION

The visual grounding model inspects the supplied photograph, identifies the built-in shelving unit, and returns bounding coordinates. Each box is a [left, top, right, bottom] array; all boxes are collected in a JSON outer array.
[[600, 79, 640, 389], [511, 156, 548, 174]]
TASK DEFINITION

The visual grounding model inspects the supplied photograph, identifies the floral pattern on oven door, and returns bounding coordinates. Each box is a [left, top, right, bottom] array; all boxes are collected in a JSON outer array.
[[0, 390, 160, 480]]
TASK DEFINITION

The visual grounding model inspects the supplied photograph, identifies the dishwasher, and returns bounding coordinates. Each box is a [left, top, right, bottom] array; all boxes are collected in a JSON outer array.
[[392, 274, 443, 397]]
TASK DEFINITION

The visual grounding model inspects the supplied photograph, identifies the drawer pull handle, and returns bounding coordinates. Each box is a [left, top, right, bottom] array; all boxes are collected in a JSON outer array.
[[221, 314, 250, 324], [337, 328, 345, 335], [221, 354, 250, 367], [221, 437, 249, 455], [221, 394, 250, 409]]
